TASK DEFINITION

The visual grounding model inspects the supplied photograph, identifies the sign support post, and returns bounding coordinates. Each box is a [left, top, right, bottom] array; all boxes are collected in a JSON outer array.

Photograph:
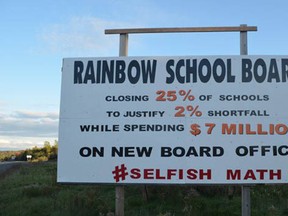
[[240, 24, 251, 216], [115, 33, 129, 216], [242, 186, 251, 216]]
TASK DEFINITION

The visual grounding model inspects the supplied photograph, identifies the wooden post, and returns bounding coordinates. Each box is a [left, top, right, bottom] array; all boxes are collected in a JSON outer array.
[[242, 186, 251, 216], [115, 186, 125, 216], [115, 33, 128, 216], [240, 24, 248, 56], [119, 33, 128, 56], [240, 24, 251, 216]]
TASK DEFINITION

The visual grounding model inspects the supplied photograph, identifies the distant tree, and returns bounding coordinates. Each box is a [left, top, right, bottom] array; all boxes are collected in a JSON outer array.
[[49, 140, 58, 160], [44, 141, 52, 158], [0, 151, 24, 161], [9, 140, 59, 162]]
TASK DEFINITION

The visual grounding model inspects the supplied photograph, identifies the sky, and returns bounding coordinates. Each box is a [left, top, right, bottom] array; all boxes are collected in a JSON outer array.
[[1, 0, 288, 150]]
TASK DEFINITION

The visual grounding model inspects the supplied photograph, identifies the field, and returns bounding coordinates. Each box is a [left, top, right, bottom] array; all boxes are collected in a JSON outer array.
[[0, 162, 288, 216]]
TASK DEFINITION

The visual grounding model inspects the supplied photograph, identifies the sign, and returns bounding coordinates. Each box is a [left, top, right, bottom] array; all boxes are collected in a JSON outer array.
[[58, 56, 288, 184]]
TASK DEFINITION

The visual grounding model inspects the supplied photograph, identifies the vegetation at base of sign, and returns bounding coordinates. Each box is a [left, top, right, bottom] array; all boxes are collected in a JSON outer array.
[[0, 162, 288, 216], [0, 140, 58, 162]]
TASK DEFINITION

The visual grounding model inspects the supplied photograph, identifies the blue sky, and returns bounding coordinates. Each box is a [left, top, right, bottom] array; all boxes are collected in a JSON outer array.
[[1, 0, 287, 150]]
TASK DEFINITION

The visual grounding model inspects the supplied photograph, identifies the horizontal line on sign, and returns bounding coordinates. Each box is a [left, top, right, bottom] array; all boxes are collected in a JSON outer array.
[[105, 26, 258, 34]]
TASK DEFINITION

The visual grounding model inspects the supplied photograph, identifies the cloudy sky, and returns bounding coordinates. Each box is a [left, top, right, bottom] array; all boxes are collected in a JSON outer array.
[[1, 0, 288, 150]]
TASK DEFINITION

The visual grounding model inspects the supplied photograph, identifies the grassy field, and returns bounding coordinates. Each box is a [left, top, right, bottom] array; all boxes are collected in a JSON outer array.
[[0, 162, 288, 216]]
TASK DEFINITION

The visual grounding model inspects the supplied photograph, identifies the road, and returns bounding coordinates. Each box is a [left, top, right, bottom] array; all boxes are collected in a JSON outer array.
[[0, 161, 27, 176]]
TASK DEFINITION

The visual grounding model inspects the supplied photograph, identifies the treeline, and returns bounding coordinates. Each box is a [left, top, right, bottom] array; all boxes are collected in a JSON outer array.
[[0, 140, 58, 162]]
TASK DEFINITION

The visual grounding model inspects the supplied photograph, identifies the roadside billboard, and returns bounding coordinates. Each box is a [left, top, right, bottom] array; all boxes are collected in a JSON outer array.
[[58, 56, 288, 184]]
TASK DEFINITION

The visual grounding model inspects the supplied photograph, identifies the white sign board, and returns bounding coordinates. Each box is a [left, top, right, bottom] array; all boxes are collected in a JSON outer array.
[[58, 56, 288, 184]]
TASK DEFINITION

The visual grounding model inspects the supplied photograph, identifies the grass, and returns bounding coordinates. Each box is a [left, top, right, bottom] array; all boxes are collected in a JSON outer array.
[[0, 162, 287, 216]]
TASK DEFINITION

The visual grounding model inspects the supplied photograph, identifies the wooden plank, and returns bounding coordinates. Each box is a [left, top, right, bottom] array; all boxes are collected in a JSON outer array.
[[240, 25, 251, 216], [242, 186, 251, 216], [115, 33, 128, 216], [115, 186, 125, 216], [105, 26, 257, 34]]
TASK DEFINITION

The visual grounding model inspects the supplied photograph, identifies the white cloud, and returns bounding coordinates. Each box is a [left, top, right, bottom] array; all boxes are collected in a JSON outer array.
[[40, 17, 131, 56], [12, 110, 58, 120], [0, 136, 57, 150], [0, 110, 58, 149]]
